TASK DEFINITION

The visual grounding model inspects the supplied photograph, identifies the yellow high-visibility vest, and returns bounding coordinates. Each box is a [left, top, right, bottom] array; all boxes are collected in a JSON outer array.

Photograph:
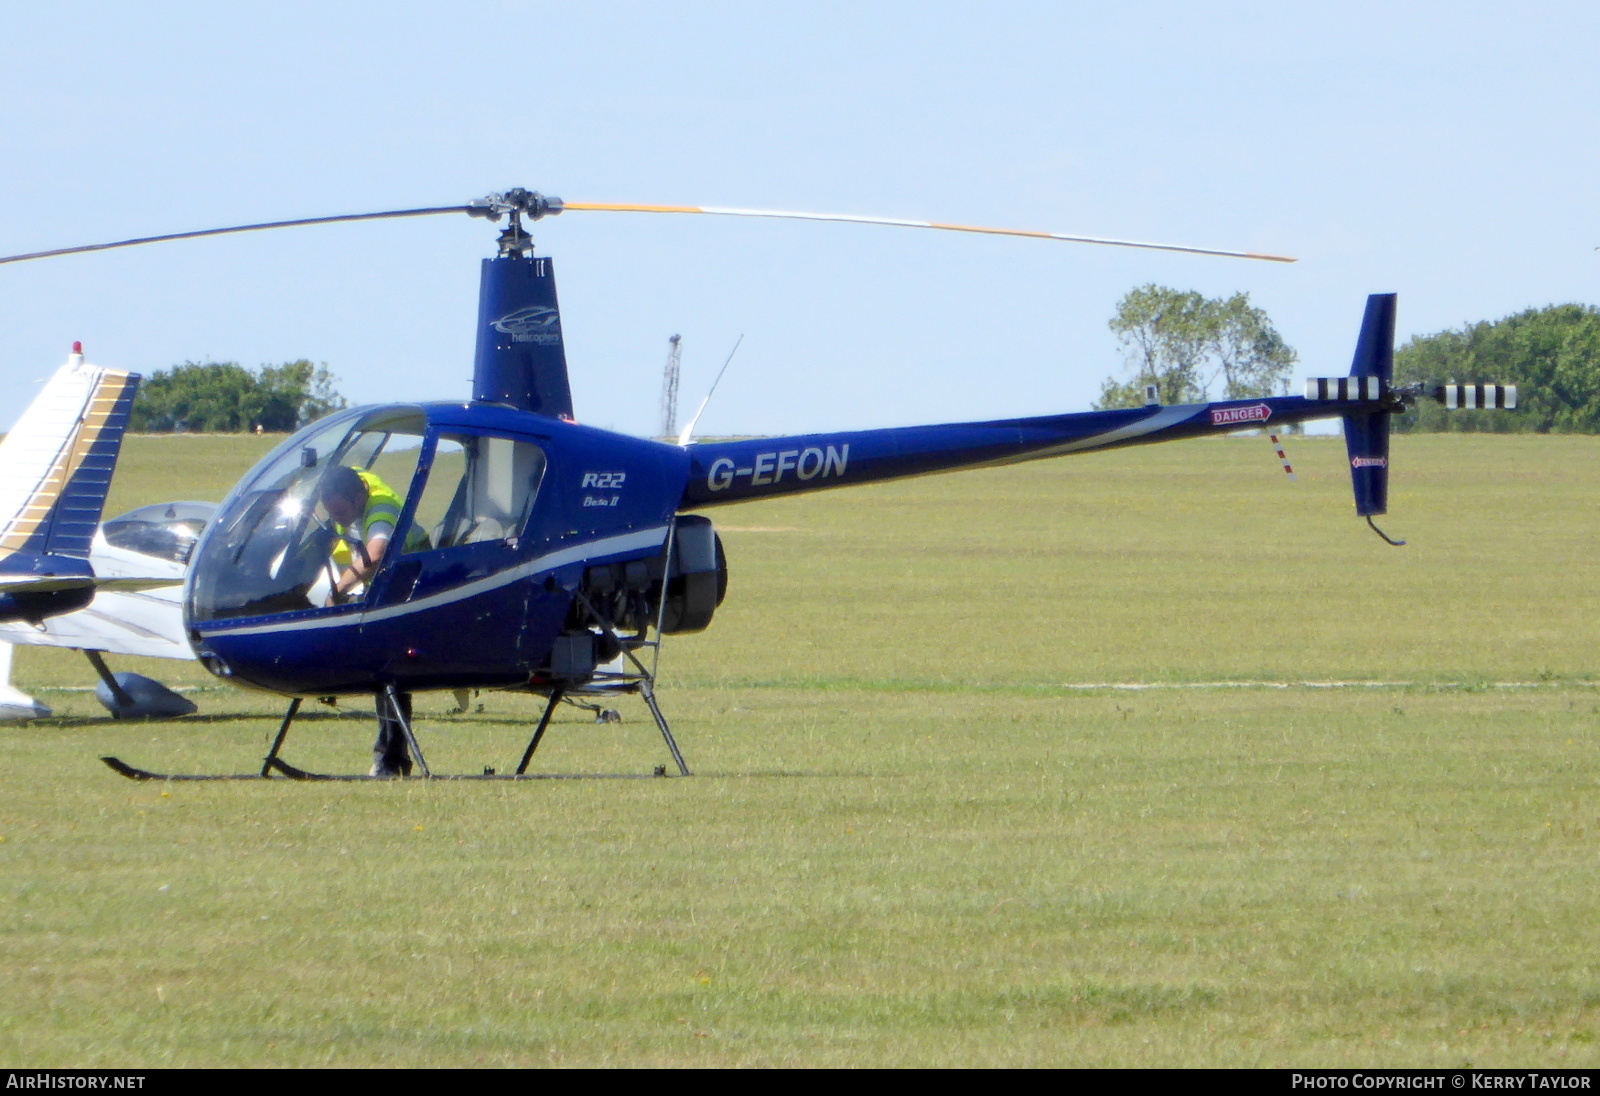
[[330, 468, 407, 568]]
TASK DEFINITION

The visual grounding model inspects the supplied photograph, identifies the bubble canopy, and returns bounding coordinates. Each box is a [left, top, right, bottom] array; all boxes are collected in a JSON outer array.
[[188, 406, 430, 624], [102, 501, 216, 564]]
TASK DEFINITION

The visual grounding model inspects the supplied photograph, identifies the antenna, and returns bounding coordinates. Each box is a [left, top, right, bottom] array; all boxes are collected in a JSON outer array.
[[677, 335, 744, 447], [660, 334, 682, 441]]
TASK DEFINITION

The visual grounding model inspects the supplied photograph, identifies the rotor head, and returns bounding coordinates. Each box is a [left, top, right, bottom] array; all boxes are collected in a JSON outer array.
[[466, 189, 565, 223], [467, 190, 566, 256]]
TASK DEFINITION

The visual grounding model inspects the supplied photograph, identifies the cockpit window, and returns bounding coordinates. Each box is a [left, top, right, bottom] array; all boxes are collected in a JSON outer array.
[[404, 433, 545, 554], [101, 501, 217, 564], [188, 407, 429, 622]]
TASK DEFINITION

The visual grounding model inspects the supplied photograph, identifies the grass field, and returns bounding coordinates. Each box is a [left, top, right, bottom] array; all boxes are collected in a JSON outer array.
[[3, 432, 1600, 1066]]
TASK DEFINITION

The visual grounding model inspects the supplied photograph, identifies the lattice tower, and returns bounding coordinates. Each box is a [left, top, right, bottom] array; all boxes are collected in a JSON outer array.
[[660, 333, 682, 440]]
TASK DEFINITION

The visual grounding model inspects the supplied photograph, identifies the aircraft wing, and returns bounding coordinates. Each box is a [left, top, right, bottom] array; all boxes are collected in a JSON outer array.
[[0, 575, 181, 594], [0, 591, 192, 660], [0, 527, 198, 661]]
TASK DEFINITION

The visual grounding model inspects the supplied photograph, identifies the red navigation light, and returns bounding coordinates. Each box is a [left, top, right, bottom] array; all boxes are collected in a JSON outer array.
[[72, 341, 82, 354]]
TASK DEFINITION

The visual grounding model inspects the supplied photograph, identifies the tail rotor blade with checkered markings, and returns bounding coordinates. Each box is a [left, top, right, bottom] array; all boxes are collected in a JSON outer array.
[[1301, 294, 1517, 545]]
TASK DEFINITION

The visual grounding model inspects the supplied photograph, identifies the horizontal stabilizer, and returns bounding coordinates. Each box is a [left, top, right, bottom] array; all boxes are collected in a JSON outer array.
[[0, 575, 182, 595], [83, 576, 184, 592]]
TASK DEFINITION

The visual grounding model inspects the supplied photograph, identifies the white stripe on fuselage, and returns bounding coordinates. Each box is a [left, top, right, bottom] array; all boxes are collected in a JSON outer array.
[[198, 525, 672, 638], [968, 403, 1206, 471]]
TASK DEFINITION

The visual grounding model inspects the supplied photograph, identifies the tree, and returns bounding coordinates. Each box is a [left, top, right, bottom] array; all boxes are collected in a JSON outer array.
[[301, 363, 347, 423], [1392, 304, 1600, 433], [1099, 285, 1212, 407], [1095, 285, 1296, 409], [259, 361, 348, 426], [1212, 293, 1298, 400], [130, 360, 348, 432]]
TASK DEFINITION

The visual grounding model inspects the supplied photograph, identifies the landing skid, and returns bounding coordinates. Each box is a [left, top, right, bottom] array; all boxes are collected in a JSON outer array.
[[102, 663, 688, 783], [103, 533, 695, 785], [101, 754, 673, 782], [101, 755, 267, 781]]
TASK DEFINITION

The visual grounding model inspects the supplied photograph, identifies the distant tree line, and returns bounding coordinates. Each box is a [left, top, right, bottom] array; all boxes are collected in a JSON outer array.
[[1095, 285, 1297, 409], [1095, 291, 1600, 434], [130, 360, 347, 433], [1393, 304, 1600, 433]]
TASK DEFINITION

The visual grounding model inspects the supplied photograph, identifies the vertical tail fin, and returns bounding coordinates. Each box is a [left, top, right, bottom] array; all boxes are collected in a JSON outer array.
[[472, 255, 575, 419], [1343, 293, 1396, 518], [0, 346, 140, 560]]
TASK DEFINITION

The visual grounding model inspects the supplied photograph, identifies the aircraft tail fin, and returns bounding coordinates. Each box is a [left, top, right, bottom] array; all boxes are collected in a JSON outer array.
[[0, 344, 140, 561], [1307, 293, 1514, 544], [1342, 293, 1396, 521]]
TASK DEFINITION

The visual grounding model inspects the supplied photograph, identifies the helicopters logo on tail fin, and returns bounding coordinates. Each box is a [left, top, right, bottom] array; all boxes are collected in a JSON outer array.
[[491, 305, 562, 344]]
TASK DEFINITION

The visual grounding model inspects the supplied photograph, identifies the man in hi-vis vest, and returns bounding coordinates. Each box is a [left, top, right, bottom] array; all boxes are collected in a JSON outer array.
[[317, 465, 430, 777], [319, 465, 409, 603]]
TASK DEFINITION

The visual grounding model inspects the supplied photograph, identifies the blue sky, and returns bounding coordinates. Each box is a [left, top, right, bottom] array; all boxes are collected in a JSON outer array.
[[1, 2, 1595, 436]]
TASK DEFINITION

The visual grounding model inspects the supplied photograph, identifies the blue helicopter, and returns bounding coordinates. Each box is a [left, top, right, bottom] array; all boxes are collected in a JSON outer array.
[[0, 189, 1514, 780]]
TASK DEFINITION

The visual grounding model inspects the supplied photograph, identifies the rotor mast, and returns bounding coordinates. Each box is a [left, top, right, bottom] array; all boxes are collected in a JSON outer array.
[[466, 190, 575, 419]]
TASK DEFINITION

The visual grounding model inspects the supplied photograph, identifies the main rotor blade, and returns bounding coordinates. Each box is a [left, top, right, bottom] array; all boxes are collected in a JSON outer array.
[[0, 206, 473, 266], [560, 202, 1296, 263], [0, 192, 1296, 265]]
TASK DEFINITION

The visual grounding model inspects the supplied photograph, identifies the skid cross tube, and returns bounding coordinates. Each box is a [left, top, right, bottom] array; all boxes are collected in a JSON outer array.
[[618, 626, 691, 776], [382, 685, 430, 777], [640, 679, 690, 776], [261, 698, 302, 776], [575, 587, 692, 776], [516, 687, 565, 774]]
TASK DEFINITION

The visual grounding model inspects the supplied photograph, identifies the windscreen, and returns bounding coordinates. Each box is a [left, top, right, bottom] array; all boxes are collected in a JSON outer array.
[[187, 407, 427, 622], [101, 501, 217, 564]]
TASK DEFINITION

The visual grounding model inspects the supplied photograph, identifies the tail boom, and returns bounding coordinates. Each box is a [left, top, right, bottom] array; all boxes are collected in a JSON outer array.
[[680, 394, 1372, 509]]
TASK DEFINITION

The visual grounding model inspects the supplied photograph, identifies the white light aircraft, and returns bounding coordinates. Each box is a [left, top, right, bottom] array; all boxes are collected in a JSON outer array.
[[0, 345, 197, 718]]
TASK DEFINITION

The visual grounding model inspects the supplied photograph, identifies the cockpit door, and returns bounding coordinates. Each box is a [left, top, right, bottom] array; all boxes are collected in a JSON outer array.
[[362, 429, 551, 683]]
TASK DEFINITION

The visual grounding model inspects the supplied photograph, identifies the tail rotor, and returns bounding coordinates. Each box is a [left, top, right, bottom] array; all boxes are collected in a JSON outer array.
[[1302, 294, 1518, 545]]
